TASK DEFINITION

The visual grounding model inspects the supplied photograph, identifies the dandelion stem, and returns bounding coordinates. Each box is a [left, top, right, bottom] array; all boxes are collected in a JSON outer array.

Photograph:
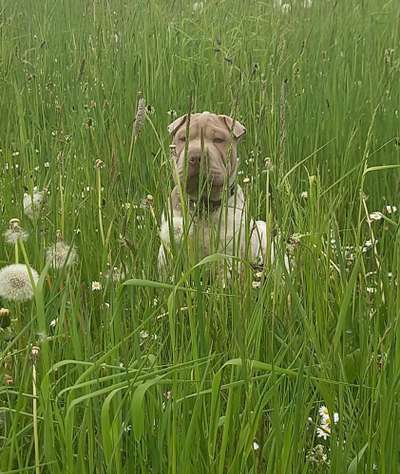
[[32, 354, 40, 474], [96, 166, 105, 246]]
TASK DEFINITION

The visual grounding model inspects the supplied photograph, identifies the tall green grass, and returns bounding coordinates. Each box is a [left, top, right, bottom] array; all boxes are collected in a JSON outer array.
[[1, 0, 400, 472]]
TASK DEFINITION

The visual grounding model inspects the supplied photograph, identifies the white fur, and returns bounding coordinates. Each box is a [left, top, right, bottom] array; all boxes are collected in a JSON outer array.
[[158, 186, 279, 270]]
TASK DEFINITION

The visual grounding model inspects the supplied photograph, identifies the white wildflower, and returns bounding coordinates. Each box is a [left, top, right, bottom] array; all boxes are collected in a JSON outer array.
[[316, 424, 331, 440], [368, 211, 384, 222], [46, 241, 77, 269], [252, 280, 261, 289], [316, 405, 339, 440], [91, 281, 102, 291], [49, 318, 58, 328], [300, 191, 308, 199], [139, 330, 149, 339], [319, 406, 330, 424], [23, 187, 45, 220], [3, 218, 29, 245], [0, 264, 39, 302], [252, 441, 260, 450], [384, 205, 397, 215], [361, 239, 376, 253]]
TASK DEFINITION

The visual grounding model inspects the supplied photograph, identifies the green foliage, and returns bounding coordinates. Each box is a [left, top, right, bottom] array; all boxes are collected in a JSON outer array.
[[1, 0, 400, 472]]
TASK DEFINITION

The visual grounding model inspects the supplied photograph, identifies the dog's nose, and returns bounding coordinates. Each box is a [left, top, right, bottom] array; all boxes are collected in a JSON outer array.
[[189, 154, 201, 165]]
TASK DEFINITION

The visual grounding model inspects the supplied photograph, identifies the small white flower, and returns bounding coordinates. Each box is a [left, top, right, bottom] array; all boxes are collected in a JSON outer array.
[[46, 241, 78, 269], [0, 264, 39, 302], [366, 287, 376, 294], [361, 239, 376, 253], [316, 423, 331, 440], [23, 187, 45, 220], [333, 412, 339, 424], [91, 281, 102, 291], [318, 406, 330, 424], [139, 330, 149, 339], [252, 281, 261, 289], [300, 191, 308, 199], [49, 318, 58, 328], [252, 441, 260, 450], [384, 205, 397, 215], [242, 177, 251, 184], [368, 211, 384, 222]]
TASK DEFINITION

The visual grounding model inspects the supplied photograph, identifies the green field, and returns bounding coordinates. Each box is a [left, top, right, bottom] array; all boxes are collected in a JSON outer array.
[[1, 0, 400, 472]]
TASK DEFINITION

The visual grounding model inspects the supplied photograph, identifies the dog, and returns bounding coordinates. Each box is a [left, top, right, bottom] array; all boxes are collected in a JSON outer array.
[[158, 112, 273, 273]]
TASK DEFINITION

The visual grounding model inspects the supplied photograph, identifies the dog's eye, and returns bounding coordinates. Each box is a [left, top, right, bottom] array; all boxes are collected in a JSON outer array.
[[213, 137, 225, 144]]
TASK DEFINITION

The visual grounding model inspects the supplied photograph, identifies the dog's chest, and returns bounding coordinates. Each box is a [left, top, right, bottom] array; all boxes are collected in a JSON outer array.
[[189, 190, 247, 257]]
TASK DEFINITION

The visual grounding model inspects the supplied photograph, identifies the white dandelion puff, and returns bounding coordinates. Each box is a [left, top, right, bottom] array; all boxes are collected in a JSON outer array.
[[23, 187, 45, 220], [3, 218, 29, 245], [46, 240, 78, 269], [0, 264, 39, 302]]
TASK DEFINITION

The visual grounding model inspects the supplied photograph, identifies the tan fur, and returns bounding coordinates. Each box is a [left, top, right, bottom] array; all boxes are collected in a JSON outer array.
[[159, 112, 272, 270]]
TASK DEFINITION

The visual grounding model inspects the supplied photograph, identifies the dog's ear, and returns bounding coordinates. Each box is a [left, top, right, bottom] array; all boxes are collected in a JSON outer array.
[[220, 115, 246, 140], [167, 115, 187, 136]]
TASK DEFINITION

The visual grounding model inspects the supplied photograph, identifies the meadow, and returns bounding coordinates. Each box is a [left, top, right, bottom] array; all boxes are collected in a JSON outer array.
[[1, 0, 400, 472]]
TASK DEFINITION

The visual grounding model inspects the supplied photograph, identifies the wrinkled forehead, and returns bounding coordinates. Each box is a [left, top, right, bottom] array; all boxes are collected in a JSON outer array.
[[179, 113, 228, 138]]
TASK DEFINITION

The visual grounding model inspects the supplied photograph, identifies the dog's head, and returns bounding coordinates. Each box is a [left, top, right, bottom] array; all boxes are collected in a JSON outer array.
[[168, 112, 246, 201]]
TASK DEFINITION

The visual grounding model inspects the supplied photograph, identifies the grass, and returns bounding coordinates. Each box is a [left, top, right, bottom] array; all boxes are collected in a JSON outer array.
[[1, 0, 400, 472]]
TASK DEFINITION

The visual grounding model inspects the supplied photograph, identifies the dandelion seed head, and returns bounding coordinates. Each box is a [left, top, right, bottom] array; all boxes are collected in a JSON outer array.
[[3, 218, 29, 245], [46, 241, 77, 269], [23, 187, 44, 220], [0, 264, 39, 302]]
